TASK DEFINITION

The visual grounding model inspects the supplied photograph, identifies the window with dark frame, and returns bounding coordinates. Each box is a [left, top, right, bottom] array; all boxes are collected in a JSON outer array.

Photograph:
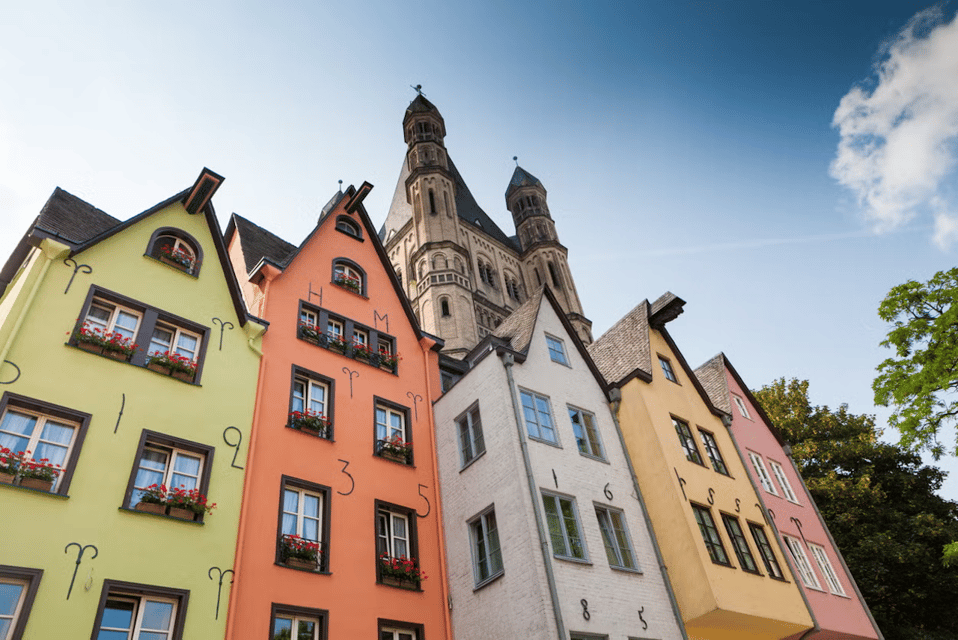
[[698, 429, 729, 475], [332, 260, 364, 296], [270, 603, 327, 640], [375, 400, 412, 464], [146, 227, 202, 276], [0, 392, 90, 496], [0, 566, 42, 640], [277, 476, 330, 573], [691, 503, 731, 566], [376, 501, 421, 589], [721, 513, 760, 574], [297, 302, 397, 372], [91, 580, 188, 640], [378, 620, 423, 640], [673, 417, 704, 465], [658, 356, 678, 383], [334, 215, 362, 240], [290, 367, 334, 440], [469, 506, 503, 586], [748, 522, 784, 580], [456, 403, 485, 467]]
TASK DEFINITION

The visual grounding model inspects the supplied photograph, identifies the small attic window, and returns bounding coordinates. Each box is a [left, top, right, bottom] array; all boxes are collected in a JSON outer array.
[[147, 228, 202, 276], [474, 218, 483, 228], [335, 216, 362, 240]]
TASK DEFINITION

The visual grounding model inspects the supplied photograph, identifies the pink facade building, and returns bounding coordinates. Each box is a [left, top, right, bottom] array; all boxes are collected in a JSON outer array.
[[696, 354, 883, 640]]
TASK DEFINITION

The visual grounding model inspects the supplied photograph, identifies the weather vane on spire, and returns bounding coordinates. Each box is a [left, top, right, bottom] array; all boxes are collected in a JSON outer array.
[[513, 156, 519, 167], [410, 84, 425, 96]]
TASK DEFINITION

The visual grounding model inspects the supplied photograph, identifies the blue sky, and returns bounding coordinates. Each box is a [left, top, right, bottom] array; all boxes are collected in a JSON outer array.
[[2, 1, 957, 497]]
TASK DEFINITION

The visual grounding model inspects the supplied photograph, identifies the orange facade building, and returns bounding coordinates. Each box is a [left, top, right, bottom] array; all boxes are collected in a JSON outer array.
[[224, 183, 452, 639]]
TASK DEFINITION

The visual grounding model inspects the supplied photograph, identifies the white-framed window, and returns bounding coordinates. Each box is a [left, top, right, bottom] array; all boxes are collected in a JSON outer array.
[[809, 543, 846, 596], [148, 322, 200, 363], [332, 262, 363, 293], [377, 510, 410, 559], [658, 355, 677, 383], [380, 627, 417, 640], [0, 577, 28, 640], [292, 377, 328, 417], [545, 334, 569, 366], [282, 487, 323, 544], [300, 309, 317, 327], [542, 492, 587, 561], [732, 394, 751, 419], [327, 318, 343, 339], [150, 233, 199, 274], [96, 594, 178, 640], [353, 327, 368, 347], [673, 417, 703, 465], [457, 404, 485, 467], [769, 460, 799, 503], [376, 405, 406, 442], [335, 215, 361, 239], [595, 506, 637, 570], [0, 407, 78, 493], [698, 429, 729, 475], [131, 445, 204, 506], [271, 613, 320, 640], [568, 407, 604, 459], [85, 299, 141, 341], [748, 452, 778, 496], [783, 535, 822, 590], [520, 390, 558, 444], [469, 507, 503, 586]]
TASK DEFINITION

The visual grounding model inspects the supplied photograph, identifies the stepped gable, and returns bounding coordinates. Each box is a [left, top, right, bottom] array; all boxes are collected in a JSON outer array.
[[492, 286, 545, 352], [588, 300, 653, 382], [229, 213, 298, 273], [693, 353, 732, 414]]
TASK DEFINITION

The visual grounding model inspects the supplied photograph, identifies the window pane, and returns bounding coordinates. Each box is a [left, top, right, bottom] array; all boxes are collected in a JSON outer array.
[[0, 582, 24, 615], [114, 311, 139, 338], [308, 382, 326, 414], [0, 411, 37, 445], [87, 305, 111, 325], [304, 494, 320, 518], [560, 500, 583, 558], [0, 620, 11, 639], [292, 380, 305, 413], [99, 599, 135, 630], [175, 333, 198, 358], [543, 496, 567, 556], [302, 518, 319, 542], [149, 327, 174, 355], [140, 600, 174, 630], [297, 620, 317, 640], [273, 617, 293, 640]]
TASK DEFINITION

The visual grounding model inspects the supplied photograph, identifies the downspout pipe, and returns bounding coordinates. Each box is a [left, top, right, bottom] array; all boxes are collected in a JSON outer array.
[[0, 239, 70, 370], [725, 424, 819, 638], [607, 387, 689, 640], [499, 350, 567, 640], [786, 453, 885, 640]]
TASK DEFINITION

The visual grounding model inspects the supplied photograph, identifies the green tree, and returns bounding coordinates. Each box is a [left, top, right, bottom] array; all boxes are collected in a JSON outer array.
[[874, 267, 958, 459], [755, 379, 958, 640]]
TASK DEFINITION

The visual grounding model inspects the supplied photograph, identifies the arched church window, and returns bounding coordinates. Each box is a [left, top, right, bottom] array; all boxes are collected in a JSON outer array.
[[440, 298, 450, 317], [534, 268, 542, 286], [428, 190, 437, 215], [548, 262, 562, 289]]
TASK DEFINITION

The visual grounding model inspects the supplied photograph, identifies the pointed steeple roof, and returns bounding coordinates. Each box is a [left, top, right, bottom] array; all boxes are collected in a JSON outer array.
[[506, 165, 543, 198]]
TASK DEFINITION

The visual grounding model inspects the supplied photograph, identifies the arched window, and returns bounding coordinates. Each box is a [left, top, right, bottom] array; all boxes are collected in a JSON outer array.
[[444, 192, 452, 218], [395, 268, 403, 287], [440, 298, 450, 317], [548, 262, 562, 289], [428, 189, 437, 215], [418, 261, 426, 280], [335, 216, 362, 239], [455, 258, 465, 274], [332, 259, 365, 295], [148, 228, 202, 276], [534, 268, 542, 286]]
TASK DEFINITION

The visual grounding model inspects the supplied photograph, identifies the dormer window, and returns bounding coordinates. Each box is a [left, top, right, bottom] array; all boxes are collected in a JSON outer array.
[[147, 228, 202, 276], [335, 216, 362, 240], [332, 260, 364, 296]]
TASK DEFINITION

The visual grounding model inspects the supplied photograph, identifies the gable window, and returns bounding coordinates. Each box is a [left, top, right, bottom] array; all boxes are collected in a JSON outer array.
[[721, 514, 759, 574], [691, 503, 731, 566], [376, 501, 422, 589], [0, 566, 42, 640], [808, 543, 846, 596], [698, 429, 729, 475], [748, 522, 784, 580], [290, 369, 333, 439], [92, 580, 188, 640], [732, 394, 751, 419], [769, 460, 799, 503], [375, 401, 412, 465], [122, 431, 213, 522], [545, 334, 569, 366], [747, 452, 778, 496], [520, 390, 558, 445], [673, 417, 703, 465], [278, 477, 330, 572], [332, 260, 364, 295], [270, 604, 326, 640], [147, 228, 201, 276], [595, 506, 638, 571], [335, 215, 362, 240], [658, 356, 678, 383], [569, 407, 604, 459], [469, 506, 503, 587], [457, 403, 485, 468], [0, 393, 89, 495], [783, 536, 822, 590], [542, 492, 587, 561]]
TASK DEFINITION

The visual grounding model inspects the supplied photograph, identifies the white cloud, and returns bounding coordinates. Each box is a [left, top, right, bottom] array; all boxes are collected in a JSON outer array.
[[831, 6, 958, 247]]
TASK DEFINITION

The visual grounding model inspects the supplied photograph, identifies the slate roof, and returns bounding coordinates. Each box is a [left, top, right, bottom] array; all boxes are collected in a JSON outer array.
[[505, 165, 543, 198], [34, 187, 122, 246], [380, 155, 519, 251], [587, 301, 653, 383], [406, 94, 439, 115], [693, 353, 732, 414], [492, 286, 545, 353], [230, 213, 297, 273]]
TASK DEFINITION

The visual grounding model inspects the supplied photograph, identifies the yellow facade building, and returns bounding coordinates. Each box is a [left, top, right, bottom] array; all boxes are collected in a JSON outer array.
[[589, 294, 814, 640]]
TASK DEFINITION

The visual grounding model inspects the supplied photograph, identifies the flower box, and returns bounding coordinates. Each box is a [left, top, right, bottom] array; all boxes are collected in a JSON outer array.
[[0, 471, 15, 485], [172, 370, 194, 383], [20, 478, 53, 492], [379, 554, 425, 589], [168, 506, 196, 521], [380, 575, 417, 589], [161, 256, 190, 271], [105, 349, 131, 362], [147, 361, 172, 375], [78, 341, 104, 355], [284, 557, 316, 571], [135, 502, 168, 516], [380, 449, 409, 464], [333, 274, 362, 294]]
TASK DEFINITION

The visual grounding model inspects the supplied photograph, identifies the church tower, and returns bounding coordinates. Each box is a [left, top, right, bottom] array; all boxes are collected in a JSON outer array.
[[507, 166, 593, 344]]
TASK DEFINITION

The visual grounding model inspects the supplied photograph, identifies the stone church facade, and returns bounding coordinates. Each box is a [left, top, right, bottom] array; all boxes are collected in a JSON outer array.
[[380, 95, 592, 359]]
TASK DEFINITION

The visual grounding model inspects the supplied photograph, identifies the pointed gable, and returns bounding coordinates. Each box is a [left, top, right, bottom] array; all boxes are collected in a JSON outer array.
[[588, 300, 654, 383], [694, 353, 732, 414], [492, 286, 544, 352]]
